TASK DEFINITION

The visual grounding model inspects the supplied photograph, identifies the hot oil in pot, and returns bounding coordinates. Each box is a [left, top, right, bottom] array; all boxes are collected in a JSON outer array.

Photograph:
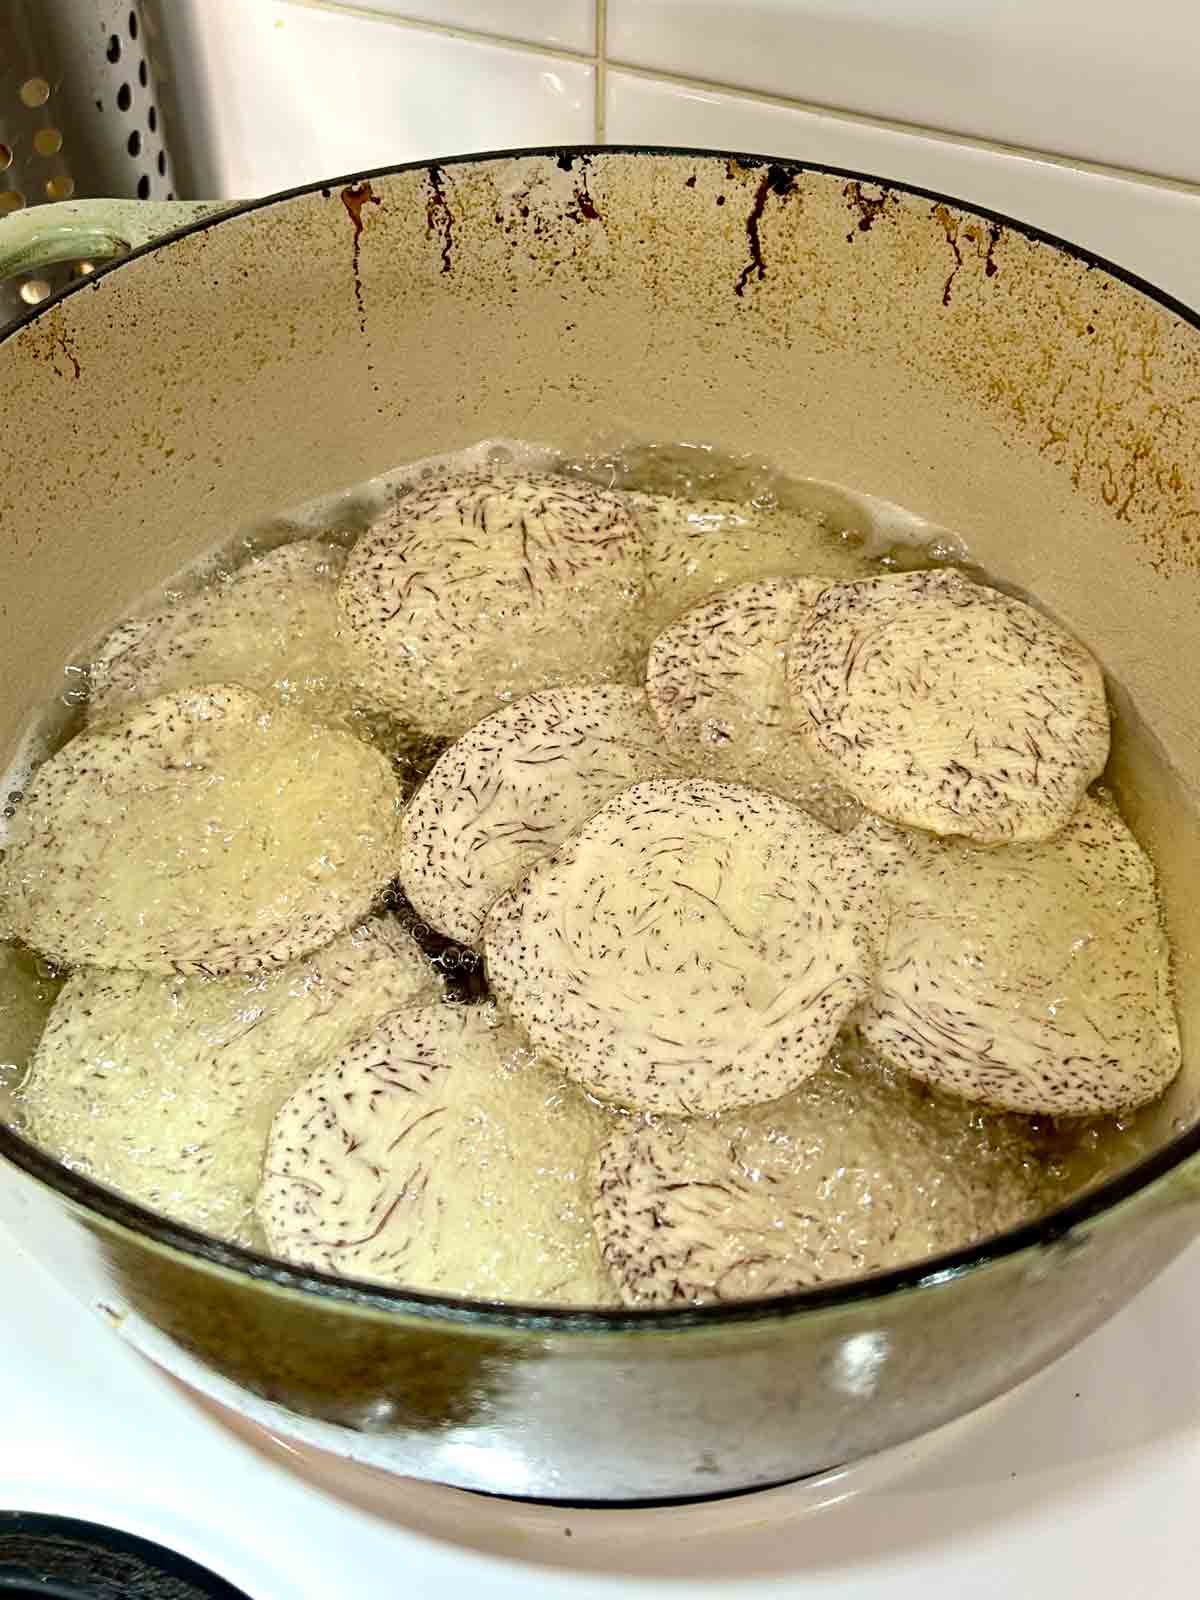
[[0, 440, 1184, 1306]]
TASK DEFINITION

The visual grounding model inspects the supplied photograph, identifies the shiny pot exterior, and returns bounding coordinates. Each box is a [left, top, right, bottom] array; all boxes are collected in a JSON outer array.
[[1, 149, 1200, 1501], [2, 1129, 1199, 1501]]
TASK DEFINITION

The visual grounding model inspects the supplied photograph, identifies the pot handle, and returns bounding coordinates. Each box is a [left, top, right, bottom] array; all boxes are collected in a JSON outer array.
[[1165, 1149, 1200, 1206], [0, 198, 231, 284]]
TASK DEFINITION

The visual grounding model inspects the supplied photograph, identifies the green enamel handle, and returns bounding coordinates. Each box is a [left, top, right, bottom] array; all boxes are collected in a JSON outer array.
[[0, 198, 231, 284], [1167, 1150, 1200, 1205]]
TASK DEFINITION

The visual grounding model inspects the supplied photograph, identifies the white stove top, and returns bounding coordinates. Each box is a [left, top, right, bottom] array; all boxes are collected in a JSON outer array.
[[2, 1211, 1198, 1599]]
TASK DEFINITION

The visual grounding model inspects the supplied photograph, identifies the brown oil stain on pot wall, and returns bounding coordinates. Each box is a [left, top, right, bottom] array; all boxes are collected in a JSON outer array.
[[931, 206, 1004, 307], [558, 151, 602, 224], [341, 180, 381, 242], [1025, 303, 1196, 545], [931, 204, 966, 307], [53, 323, 81, 382], [340, 180, 382, 334], [843, 180, 896, 240], [426, 165, 455, 275], [975, 219, 1003, 279], [100, 1228, 531, 1434], [908, 195, 1195, 568], [22, 304, 82, 383], [734, 162, 799, 299]]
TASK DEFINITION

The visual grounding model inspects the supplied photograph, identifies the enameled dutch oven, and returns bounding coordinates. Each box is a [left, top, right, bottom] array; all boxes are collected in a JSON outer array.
[[1, 148, 1198, 1502]]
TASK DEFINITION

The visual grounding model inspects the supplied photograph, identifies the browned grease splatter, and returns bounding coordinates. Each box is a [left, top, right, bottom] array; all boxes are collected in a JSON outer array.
[[557, 151, 602, 224], [963, 219, 1004, 284], [734, 164, 799, 299], [340, 181, 382, 334], [341, 180, 380, 241], [572, 182, 601, 222], [31, 307, 83, 382], [932, 203, 964, 307], [843, 180, 894, 240], [426, 165, 454, 275], [984, 219, 1002, 278], [54, 328, 81, 381], [935, 210, 1004, 306]]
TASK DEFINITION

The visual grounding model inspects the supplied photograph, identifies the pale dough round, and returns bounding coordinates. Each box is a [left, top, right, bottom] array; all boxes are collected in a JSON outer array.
[[20, 918, 439, 1245], [0, 684, 404, 974], [484, 777, 886, 1114], [257, 1004, 613, 1304], [338, 473, 647, 735], [88, 540, 355, 728], [594, 1046, 1046, 1305], [646, 576, 834, 803], [399, 684, 678, 949], [857, 798, 1180, 1114], [788, 569, 1110, 842]]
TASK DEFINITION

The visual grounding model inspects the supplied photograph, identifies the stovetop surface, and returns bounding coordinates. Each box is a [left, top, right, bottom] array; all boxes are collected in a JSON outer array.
[[2, 1214, 1197, 1599]]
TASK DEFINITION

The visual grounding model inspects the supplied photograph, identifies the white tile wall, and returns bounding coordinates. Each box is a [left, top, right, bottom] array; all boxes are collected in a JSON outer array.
[[159, 0, 593, 200], [351, 0, 595, 53], [155, 0, 1200, 310], [607, 0, 1200, 187]]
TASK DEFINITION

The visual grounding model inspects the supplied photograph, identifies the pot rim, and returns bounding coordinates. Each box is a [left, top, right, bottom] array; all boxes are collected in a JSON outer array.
[[2, 143, 1198, 1334]]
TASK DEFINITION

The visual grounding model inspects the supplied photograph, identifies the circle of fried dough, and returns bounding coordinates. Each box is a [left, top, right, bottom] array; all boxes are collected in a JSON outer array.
[[399, 684, 678, 949], [484, 777, 886, 1114], [338, 472, 647, 735], [1, 684, 404, 974], [788, 569, 1109, 841]]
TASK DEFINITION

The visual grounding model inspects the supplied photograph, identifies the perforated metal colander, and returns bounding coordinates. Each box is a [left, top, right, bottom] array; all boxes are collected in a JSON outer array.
[[0, 0, 179, 326]]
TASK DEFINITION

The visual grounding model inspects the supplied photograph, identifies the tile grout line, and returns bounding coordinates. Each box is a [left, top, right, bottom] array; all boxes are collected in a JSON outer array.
[[603, 59, 1200, 199], [593, 0, 607, 142], [274, 0, 1200, 200], [279, 0, 597, 66]]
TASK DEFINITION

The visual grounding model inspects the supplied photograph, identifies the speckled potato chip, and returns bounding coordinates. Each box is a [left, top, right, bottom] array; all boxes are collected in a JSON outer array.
[[338, 472, 647, 735], [787, 569, 1110, 842], [19, 918, 439, 1245], [593, 1044, 1046, 1306], [484, 777, 886, 1114], [257, 1004, 613, 1304], [0, 684, 404, 974], [88, 540, 354, 726], [646, 577, 840, 805], [399, 684, 679, 949], [633, 492, 865, 631], [857, 797, 1180, 1115]]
